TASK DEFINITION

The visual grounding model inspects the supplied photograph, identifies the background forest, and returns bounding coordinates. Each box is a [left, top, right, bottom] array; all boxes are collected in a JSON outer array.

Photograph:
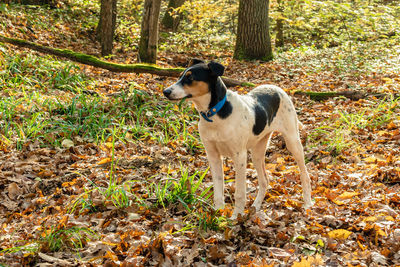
[[0, 0, 399, 266]]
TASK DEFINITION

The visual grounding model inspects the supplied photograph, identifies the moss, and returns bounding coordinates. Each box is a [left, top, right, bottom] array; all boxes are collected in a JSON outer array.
[[295, 91, 341, 101], [240, 82, 256, 87], [0, 35, 184, 75], [234, 44, 273, 62]]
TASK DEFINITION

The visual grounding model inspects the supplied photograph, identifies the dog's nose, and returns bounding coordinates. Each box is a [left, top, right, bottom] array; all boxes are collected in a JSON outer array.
[[163, 88, 172, 98]]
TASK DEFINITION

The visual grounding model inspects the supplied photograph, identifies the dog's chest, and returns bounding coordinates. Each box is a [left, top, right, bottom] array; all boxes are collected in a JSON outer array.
[[199, 116, 252, 157]]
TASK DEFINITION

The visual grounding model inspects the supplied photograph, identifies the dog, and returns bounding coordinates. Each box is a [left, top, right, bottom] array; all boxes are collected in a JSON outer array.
[[163, 59, 312, 218]]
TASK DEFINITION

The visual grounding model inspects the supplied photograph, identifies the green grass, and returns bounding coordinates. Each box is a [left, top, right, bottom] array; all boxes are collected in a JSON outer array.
[[0, 226, 97, 260], [0, 50, 202, 150], [70, 127, 131, 213], [0, 242, 40, 256], [144, 164, 211, 209], [307, 96, 400, 155], [40, 226, 98, 253], [136, 164, 228, 231], [70, 162, 226, 231]]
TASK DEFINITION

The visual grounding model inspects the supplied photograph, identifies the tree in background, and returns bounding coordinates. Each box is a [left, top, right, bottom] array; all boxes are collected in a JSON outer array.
[[161, 0, 185, 32], [275, 0, 284, 47], [234, 0, 273, 61], [138, 0, 161, 63], [97, 0, 118, 57]]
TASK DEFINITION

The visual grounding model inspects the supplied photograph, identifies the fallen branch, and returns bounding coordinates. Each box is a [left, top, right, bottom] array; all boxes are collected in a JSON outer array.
[[294, 90, 366, 101], [38, 252, 74, 266], [0, 35, 255, 87]]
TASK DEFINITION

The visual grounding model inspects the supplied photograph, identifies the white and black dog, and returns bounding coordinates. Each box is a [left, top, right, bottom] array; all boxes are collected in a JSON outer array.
[[163, 59, 312, 218]]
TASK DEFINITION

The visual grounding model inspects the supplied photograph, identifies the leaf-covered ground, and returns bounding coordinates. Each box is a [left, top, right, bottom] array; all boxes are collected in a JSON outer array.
[[1, 2, 400, 266]]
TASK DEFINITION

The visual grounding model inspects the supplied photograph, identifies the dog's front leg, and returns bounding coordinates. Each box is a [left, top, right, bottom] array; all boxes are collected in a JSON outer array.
[[204, 142, 225, 209], [232, 151, 247, 219]]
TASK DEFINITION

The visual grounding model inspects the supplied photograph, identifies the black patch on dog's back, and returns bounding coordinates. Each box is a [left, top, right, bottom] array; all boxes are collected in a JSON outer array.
[[251, 89, 281, 135]]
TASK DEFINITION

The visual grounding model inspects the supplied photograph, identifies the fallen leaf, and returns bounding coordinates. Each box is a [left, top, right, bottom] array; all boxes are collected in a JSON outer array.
[[327, 229, 353, 240], [8, 182, 22, 200], [97, 157, 111, 165], [61, 139, 74, 149], [337, 191, 359, 200]]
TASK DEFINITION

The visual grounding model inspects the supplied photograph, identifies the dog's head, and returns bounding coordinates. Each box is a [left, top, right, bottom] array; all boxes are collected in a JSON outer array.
[[163, 59, 225, 101]]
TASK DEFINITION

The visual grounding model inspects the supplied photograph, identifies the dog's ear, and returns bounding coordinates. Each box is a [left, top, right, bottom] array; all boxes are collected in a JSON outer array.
[[188, 58, 204, 67], [208, 61, 225, 77]]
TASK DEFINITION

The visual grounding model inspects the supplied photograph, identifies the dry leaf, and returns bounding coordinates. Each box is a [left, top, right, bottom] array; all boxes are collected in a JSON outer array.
[[327, 229, 353, 240], [8, 182, 22, 200]]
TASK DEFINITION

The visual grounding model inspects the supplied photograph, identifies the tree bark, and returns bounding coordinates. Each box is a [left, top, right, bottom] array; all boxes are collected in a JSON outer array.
[[275, 0, 284, 47], [234, 0, 273, 61], [161, 0, 185, 32], [97, 0, 118, 57], [0, 35, 255, 87], [138, 0, 161, 63]]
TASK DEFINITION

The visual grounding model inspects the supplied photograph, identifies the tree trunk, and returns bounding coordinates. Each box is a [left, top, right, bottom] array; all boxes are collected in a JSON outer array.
[[234, 0, 273, 61], [161, 0, 185, 32], [138, 0, 161, 63], [97, 0, 118, 57], [275, 0, 284, 47]]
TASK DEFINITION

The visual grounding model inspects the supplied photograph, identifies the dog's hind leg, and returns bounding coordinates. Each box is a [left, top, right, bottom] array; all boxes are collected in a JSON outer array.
[[204, 142, 225, 210], [232, 150, 248, 219], [251, 133, 272, 211], [281, 129, 313, 209]]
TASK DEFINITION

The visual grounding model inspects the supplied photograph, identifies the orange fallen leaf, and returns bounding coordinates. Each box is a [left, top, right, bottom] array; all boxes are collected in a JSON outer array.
[[357, 240, 367, 251], [364, 216, 377, 222], [381, 248, 391, 257], [291, 257, 310, 267], [337, 191, 359, 200], [62, 179, 77, 188], [97, 157, 111, 165], [327, 229, 353, 240]]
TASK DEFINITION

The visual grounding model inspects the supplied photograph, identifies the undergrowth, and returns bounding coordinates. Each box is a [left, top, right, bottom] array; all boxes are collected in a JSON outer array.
[[0, 50, 202, 151], [307, 96, 400, 155]]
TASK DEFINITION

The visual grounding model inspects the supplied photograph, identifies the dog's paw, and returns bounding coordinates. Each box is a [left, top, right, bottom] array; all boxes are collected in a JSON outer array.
[[214, 202, 225, 211], [303, 199, 314, 210], [230, 208, 244, 221]]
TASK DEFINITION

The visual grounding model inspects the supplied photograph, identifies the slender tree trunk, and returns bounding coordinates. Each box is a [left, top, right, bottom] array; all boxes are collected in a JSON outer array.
[[97, 0, 118, 57], [161, 0, 185, 32], [275, 0, 284, 47], [234, 0, 273, 61], [138, 0, 161, 63]]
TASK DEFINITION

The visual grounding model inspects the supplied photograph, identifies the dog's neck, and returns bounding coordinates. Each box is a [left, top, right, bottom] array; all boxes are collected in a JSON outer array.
[[191, 77, 227, 113]]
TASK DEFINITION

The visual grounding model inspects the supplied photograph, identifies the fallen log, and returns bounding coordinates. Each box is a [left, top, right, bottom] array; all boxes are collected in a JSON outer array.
[[294, 90, 366, 101], [1, 35, 392, 101], [0, 35, 255, 87]]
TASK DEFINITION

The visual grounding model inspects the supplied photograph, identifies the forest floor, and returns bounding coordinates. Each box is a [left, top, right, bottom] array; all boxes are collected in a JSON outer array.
[[0, 2, 400, 267]]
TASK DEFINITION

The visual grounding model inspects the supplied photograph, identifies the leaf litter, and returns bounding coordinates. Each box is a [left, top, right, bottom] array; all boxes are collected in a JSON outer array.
[[1, 4, 400, 266]]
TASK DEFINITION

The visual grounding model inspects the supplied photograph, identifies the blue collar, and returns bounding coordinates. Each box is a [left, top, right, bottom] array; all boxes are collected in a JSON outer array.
[[200, 94, 227, 122]]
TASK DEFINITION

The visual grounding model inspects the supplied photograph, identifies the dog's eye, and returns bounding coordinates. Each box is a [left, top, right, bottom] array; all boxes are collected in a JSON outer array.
[[187, 75, 193, 81]]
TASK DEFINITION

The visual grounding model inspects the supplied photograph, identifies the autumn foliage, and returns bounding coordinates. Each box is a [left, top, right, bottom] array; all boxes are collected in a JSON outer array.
[[0, 0, 399, 266]]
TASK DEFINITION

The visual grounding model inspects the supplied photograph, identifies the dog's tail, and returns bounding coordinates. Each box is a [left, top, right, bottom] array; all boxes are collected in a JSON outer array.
[[297, 119, 305, 130]]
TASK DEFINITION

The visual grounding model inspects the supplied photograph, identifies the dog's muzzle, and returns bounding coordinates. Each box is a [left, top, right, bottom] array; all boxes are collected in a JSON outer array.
[[163, 84, 191, 100], [163, 88, 172, 99]]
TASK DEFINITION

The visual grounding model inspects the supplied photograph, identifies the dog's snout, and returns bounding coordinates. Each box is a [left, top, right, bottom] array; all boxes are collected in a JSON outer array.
[[163, 88, 172, 98]]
